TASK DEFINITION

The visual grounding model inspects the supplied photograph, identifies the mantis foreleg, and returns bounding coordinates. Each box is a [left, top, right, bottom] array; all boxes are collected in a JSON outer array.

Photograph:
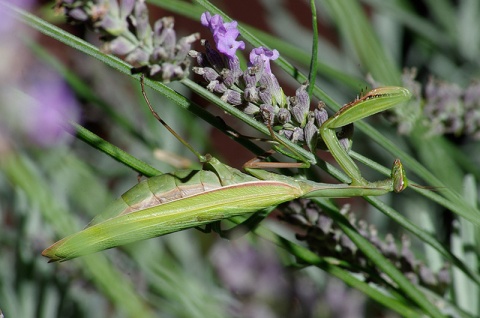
[[319, 87, 411, 192], [244, 86, 411, 192]]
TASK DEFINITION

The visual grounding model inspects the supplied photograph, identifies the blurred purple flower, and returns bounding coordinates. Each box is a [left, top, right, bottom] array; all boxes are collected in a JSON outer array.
[[209, 239, 325, 317], [24, 75, 80, 147], [210, 239, 285, 297], [200, 12, 245, 58], [0, 0, 34, 33], [0, 67, 80, 148], [0, 3, 80, 149], [324, 278, 365, 318], [249, 47, 279, 75]]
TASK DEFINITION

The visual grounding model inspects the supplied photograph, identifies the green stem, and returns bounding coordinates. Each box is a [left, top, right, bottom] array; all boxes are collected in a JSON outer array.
[[71, 122, 161, 177], [307, 0, 319, 97]]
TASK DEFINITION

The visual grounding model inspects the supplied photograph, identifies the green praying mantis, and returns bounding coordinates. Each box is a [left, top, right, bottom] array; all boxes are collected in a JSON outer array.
[[42, 80, 412, 262]]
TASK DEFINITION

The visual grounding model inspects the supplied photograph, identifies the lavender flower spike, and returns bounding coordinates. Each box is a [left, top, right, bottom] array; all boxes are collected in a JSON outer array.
[[192, 12, 327, 151], [57, 0, 198, 82], [200, 12, 245, 58], [249, 47, 279, 75]]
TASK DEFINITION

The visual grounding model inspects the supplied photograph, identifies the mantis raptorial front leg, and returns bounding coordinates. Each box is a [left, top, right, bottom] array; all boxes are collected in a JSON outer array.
[[318, 87, 411, 193], [245, 86, 411, 192]]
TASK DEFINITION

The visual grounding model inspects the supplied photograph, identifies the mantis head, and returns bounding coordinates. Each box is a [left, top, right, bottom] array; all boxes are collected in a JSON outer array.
[[392, 159, 408, 193]]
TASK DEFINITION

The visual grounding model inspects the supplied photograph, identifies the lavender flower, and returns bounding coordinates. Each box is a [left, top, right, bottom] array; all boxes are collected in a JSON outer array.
[[0, 68, 80, 148], [56, 0, 199, 81], [210, 239, 322, 317], [24, 74, 80, 147], [280, 199, 451, 295], [376, 69, 480, 140], [323, 278, 365, 318], [201, 12, 245, 58], [191, 12, 343, 152], [0, 0, 34, 32], [424, 77, 464, 136], [0, 3, 80, 149], [249, 47, 279, 75], [462, 81, 480, 139]]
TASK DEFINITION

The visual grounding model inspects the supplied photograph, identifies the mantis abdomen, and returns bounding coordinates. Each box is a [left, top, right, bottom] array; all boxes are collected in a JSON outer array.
[[91, 169, 225, 224], [43, 165, 303, 262]]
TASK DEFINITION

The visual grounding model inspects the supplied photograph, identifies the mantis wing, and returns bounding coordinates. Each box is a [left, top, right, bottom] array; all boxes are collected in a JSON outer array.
[[42, 164, 302, 262]]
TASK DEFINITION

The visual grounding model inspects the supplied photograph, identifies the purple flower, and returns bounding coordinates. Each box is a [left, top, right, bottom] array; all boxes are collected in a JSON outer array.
[[0, 0, 34, 33], [200, 12, 245, 58], [249, 47, 279, 75], [210, 240, 286, 296], [200, 12, 222, 31], [25, 76, 80, 147], [0, 69, 82, 148]]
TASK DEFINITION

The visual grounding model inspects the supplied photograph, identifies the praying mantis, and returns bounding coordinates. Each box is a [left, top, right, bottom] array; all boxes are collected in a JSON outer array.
[[42, 81, 411, 262]]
